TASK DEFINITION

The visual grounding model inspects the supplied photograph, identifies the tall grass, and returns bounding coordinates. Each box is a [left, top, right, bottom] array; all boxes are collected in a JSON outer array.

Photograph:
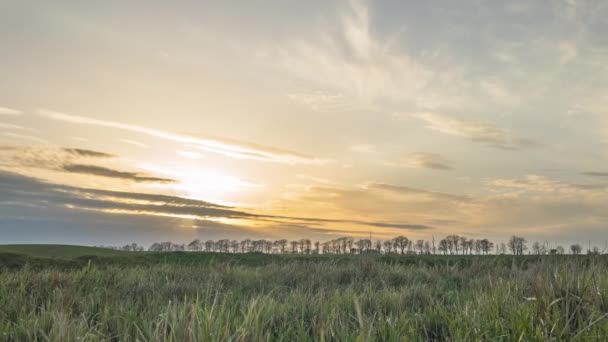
[[1, 254, 607, 341]]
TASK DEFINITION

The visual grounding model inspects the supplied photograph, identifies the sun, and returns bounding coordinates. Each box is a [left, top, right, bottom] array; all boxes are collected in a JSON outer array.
[[139, 163, 261, 204]]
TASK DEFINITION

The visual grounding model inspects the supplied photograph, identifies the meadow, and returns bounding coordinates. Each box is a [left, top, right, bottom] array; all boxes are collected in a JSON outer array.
[[1, 246, 608, 341]]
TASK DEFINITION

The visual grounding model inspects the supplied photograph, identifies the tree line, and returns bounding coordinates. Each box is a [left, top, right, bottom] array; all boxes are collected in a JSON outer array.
[[108, 235, 603, 256]]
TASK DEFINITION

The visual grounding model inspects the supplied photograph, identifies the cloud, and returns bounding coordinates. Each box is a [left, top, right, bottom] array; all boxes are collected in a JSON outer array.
[[267, 0, 539, 158], [0, 123, 36, 131], [0, 171, 256, 220], [349, 144, 377, 154], [119, 139, 148, 148], [296, 174, 335, 185], [0, 170, 431, 235], [558, 41, 578, 65], [176, 150, 203, 159], [1, 132, 47, 143], [272, 2, 454, 111], [581, 171, 608, 177], [391, 152, 452, 170], [276, 183, 466, 235], [287, 91, 346, 112], [467, 175, 608, 240], [0, 145, 115, 169], [488, 175, 606, 193], [414, 112, 537, 150], [0, 107, 21, 116], [62, 148, 115, 158], [0, 146, 171, 185], [364, 222, 431, 230], [38, 109, 323, 164], [263, 215, 432, 231], [367, 182, 469, 201], [62, 164, 177, 183]]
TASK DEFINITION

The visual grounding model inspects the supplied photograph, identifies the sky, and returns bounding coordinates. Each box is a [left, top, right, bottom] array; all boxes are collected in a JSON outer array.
[[1, 0, 608, 247]]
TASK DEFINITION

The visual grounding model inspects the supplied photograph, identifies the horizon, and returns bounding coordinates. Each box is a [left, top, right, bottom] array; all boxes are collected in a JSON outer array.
[[2, 1, 608, 247]]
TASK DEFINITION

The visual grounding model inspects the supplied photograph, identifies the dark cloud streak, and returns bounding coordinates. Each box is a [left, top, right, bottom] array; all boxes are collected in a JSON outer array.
[[62, 164, 176, 183], [0, 171, 432, 233], [62, 148, 115, 158], [581, 171, 608, 177]]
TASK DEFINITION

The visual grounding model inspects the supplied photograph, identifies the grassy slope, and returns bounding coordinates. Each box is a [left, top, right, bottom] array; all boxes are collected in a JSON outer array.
[[0, 244, 129, 259], [0, 252, 607, 340]]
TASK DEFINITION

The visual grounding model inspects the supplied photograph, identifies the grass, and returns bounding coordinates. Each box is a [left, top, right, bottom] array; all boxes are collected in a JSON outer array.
[[0, 244, 128, 259], [1, 246, 608, 341]]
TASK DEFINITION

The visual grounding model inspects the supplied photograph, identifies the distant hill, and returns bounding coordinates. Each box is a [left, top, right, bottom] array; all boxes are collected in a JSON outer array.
[[0, 244, 129, 259]]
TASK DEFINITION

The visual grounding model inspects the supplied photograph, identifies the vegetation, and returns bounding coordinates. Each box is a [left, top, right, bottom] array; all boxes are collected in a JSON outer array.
[[0, 244, 128, 259], [117, 234, 600, 257], [1, 245, 608, 341]]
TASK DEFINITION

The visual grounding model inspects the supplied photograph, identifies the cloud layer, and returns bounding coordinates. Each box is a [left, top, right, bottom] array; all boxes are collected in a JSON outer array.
[[62, 164, 176, 183], [415, 112, 537, 150], [38, 110, 323, 164]]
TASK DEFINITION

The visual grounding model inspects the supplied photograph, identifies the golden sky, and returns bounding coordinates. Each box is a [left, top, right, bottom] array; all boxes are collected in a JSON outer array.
[[1, 0, 608, 246]]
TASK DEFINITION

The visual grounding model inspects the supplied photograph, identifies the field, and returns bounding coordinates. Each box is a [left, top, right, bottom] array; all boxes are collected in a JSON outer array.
[[1, 246, 608, 341]]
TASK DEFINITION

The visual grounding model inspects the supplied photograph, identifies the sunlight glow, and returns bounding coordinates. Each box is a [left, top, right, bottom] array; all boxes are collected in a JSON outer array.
[[139, 164, 263, 202]]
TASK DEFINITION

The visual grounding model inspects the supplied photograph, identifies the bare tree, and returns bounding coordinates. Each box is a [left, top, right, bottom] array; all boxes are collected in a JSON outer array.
[[445, 235, 460, 254], [438, 239, 448, 255], [459, 236, 468, 255], [393, 236, 409, 254], [474, 240, 482, 255], [423, 241, 431, 254], [532, 241, 547, 255], [383, 240, 393, 254], [478, 239, 493, 255], [415, 240, 425, 255], [322, 241, 331, 254], [356, 239, 371, 253], [496, 242, 507, 254], [240, 239, 251, 253], [375, 240, 382, 253], [508, 236, 527, 255], [274, 239, 288, 254], [346, 238, 354, 254], [187, 239, 201, 252], [290, 240, 299, 254]]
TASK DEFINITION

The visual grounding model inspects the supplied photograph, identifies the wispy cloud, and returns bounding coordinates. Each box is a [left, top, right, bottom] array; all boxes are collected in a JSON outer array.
[[0, 107, 21, 116], [1, 132, 47, 143], [349, 144, 377, 154], [296, 174, 335, 185], [389, 152, 453, 170], [0, 145, 116, 170], [38, 109, 323, 164], [271, 1, 525, 116], [0, 146, 171, 185], [62, 148, 115, 158], [62, 164, 176, 183], [1, 170, 431, 233], [367, 182, 469, 202], [414, 112, 537, 150], [119, 139, 148, 148], [581, 171, 608, 177], [488, 175, 605, 193], [176, 150, 203, 159], [287, 91, 346, 112], [0, 123, 36, 131]]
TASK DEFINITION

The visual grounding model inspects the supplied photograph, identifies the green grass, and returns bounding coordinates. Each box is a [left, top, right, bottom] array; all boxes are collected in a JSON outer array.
[[1, 246, 607, 341], [0, 244, 128, 259]]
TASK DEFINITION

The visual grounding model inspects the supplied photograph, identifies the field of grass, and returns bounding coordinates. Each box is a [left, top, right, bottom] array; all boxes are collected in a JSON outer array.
[[0, 244, 129, 259], [1, 246, 608, 341]]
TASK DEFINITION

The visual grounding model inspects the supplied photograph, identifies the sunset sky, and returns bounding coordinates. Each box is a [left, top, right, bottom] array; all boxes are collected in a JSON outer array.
[[2, 0, 608, 247]]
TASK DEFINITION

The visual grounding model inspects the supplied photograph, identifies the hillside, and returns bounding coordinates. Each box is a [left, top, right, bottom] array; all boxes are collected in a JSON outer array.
[[0, 244, 129, 259]]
